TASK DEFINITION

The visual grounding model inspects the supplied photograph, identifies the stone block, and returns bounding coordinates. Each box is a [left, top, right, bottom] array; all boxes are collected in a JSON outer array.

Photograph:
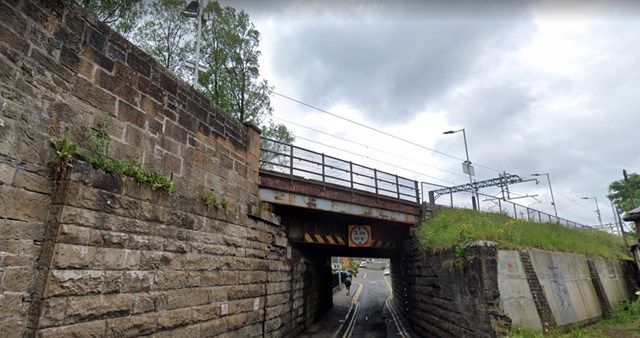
[[0, 294, 21, 318], [0, 162, 16, 185], [72, 76, 116, 114], [102, 271, 124, 294], [198, 317, 228, 336], [1, 268, 33, 292], [200, 271, 237, 287], [1, 254, 32, 267], [38, 320, 107, 337], [121, 271, 153, 293], [157, 307, 191, 330], [52, 243, 96, 269], [126, 49, 151, 78], [117, 100, 146, 130], [14, 169, 52, 194], [132, 294, 155, 314], [154, 271, 188, 290], [0, 185, 49, 222], [0, 317, 23, 338], [105, 313, 157, 337], [163, 288, 210, 310], [139, 251, 177, 270], [44, 270, 104, 297], [38, 297, 67, 328], [93, 248, 139, 270], [56, 224, 90, 245], [191, 303, 220, 322], [64, 294, 132, 324], [238, 271, 267, 285], [228, 284, 264, 300], [0, 219, 44, 240]]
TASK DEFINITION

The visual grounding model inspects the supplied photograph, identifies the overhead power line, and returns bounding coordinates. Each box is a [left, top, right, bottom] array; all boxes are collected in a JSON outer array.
[[295, 135, 455, 185], [271, 90, 502, 173], [274, 115, 467, 180]]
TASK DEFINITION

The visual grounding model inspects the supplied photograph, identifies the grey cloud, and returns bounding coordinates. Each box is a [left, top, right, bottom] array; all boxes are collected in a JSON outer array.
[[270, 16, 534, 125]]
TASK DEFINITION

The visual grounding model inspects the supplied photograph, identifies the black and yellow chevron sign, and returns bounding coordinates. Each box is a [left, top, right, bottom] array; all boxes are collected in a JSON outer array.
[[370, 240, 395, 249], [303, 233, 395, 249], [304, 233, 346, 245]]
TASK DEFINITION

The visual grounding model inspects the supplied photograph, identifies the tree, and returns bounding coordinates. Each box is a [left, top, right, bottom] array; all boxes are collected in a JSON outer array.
[[198, 1, 294, 154], [132, 0, 193, 77], [81, 0, 295, 152], [76, 0, 144, 37], [608, 170, 640, 213]]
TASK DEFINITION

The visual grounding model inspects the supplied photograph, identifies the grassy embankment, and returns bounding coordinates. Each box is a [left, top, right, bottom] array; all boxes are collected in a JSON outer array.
[[415, 208, 630, 259], [415, 208, 639, 337]]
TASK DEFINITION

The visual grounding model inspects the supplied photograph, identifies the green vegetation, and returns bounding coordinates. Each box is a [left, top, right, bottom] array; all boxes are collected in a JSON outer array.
[[508, 299, 640, 337], [201, 191, 229, 209], [416, 208, 630, 259], [48, 117, 176, 193], [48, 132, 80, 185], [83, 117, 176, 192]]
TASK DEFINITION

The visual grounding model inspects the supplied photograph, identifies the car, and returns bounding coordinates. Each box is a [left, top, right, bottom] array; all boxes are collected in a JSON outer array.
[[359, 261, 366, 268], [383, 268, 390, 276]]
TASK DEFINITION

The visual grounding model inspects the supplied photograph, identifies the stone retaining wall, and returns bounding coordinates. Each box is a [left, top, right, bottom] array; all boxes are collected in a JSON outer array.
[[0, 0, 329, 336]]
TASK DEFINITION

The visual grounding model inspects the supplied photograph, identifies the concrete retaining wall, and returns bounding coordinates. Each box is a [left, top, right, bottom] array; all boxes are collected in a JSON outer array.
[[398, 238, 639, 337], [498, 249, 637, 332]]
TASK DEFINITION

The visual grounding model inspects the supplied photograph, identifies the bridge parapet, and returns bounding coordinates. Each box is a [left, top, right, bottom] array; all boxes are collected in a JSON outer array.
[[260, 138, 420, 203]]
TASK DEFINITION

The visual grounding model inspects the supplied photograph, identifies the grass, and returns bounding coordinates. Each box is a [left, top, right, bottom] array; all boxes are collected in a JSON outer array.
[[508, 299, 640, 337], [416, 208, 630, 259]]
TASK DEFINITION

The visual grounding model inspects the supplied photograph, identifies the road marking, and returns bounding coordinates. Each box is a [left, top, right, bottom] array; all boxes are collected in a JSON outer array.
[[337, 283, 363, 338], [384, 276, 411, 338]]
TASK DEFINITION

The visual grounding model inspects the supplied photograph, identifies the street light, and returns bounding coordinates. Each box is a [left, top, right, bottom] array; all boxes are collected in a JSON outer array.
[[581, 197, 603, 227], [443, 128, 477, 210], [531, 173, 558, 219], [182, 0, 208, 87]]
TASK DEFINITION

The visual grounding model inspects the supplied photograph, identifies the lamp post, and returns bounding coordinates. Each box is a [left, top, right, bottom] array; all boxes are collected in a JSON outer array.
[[581, 197, 603, 227], [443, 128, 477, 210], [531, 173, 558, 219], [182, 1, 207, 86]]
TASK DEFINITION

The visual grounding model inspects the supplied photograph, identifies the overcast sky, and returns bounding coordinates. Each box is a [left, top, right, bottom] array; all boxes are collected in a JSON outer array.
[[218, 0, 640, 229]]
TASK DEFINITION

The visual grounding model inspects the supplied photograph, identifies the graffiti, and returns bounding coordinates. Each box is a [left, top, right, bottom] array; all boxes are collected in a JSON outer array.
[[549, 262, 571, 310]]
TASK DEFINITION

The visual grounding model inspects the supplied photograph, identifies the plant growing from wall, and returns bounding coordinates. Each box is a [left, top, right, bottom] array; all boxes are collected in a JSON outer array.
[[201, 191, 229, 209], [48, 132, 79, 185], [81, 115, 176, 192]]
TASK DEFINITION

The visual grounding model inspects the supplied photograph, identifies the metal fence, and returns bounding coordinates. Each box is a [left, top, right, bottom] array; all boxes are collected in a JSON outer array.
[[259, 138, 588, 228], [421, 182, 588, 228], [260, 138, 420, 203]]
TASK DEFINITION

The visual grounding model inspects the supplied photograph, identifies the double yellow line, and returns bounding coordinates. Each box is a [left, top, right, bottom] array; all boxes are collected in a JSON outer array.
[[384, 276, 411, 338], [340, 283, 363, 338]]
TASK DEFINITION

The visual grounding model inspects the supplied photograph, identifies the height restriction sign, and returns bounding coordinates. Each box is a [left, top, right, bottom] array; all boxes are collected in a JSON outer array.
[[348, 225, 371, 247]]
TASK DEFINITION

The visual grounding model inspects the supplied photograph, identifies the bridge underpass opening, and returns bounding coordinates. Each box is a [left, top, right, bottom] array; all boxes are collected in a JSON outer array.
[[272, 203, 413, 337]]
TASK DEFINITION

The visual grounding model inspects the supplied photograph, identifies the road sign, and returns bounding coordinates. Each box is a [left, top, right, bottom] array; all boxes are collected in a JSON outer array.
[[348, 225, 371, 247]]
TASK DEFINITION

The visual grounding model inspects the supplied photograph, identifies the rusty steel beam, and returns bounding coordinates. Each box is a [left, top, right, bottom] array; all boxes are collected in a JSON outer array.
[[260, 188, 419, 224]]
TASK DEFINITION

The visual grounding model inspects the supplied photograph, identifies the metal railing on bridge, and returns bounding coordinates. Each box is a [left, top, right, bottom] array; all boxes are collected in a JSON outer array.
[[260, 138, 420, 203], [259, 138, 590, 229]]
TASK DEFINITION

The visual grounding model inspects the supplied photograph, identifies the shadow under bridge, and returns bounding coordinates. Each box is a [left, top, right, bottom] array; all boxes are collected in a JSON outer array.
[[258, 138, 424, 257]]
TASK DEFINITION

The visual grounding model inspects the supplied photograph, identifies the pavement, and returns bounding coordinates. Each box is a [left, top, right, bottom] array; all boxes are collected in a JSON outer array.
[[297, 277, 361, 337]]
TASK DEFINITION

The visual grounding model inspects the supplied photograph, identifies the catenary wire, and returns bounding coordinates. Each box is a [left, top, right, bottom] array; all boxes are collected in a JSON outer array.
[[272, 90, 503, 173], [294, 135, 455, 185], [273, 115, 468, 180]]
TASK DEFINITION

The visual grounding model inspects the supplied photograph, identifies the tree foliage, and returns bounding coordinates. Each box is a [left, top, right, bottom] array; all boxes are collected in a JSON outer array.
[[608, 170, 640, 213], [76, 0, 144, 36], [199, 2, 273, 125], [79, 0, 295, 150], [132, 0, 193, 77]]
